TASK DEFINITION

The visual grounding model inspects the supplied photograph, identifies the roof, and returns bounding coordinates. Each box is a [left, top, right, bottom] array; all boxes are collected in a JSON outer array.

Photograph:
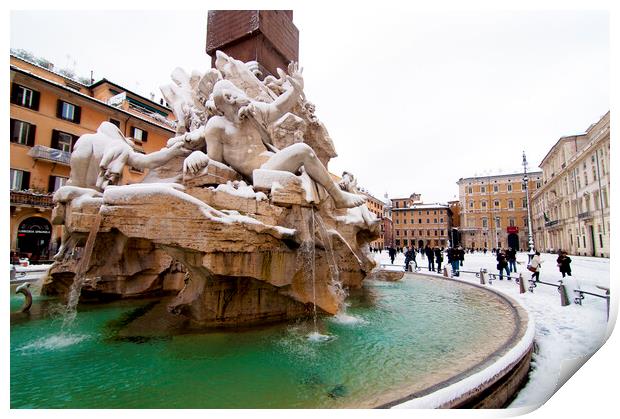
[[90, 78, 172, 113], [457, 171, 542, 184], [11, 65, 175, 133]]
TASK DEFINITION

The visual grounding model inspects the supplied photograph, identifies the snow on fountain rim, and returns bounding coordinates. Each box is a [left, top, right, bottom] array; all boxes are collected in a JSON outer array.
[[392, 275, 536, 409]]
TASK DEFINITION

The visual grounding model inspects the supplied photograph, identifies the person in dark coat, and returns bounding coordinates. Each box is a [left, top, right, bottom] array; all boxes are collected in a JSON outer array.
[[457, 246, 465, 267], [388, 246, 396, 264], [404, 245, 417, 271], [425, 244, 434, 271], [496, 249, 510, 280], [448, 247, 460, 276], [507, 247, 517, 272], [434, 247, 443, 273], [557, 251, 572, 277]]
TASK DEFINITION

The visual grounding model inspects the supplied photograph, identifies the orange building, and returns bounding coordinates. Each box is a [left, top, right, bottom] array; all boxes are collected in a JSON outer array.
[[390, 193, 453, 249], [457, 172, 542, 251], [360, 190, 388, 249], [10, 54, 176, 262]]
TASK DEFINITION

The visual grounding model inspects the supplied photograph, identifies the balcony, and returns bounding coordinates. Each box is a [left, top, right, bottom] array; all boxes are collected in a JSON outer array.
[[578, 211, 593, 220], [28, 145, 71, 166], [544, 219, 560, 228], [10, 190, 54, 209]]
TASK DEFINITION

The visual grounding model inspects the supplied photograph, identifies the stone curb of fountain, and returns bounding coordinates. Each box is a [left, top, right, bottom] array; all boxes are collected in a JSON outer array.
[[386, 272, 535, 409]]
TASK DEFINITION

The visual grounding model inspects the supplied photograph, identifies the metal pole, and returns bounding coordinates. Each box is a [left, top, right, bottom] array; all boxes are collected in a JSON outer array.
[[523, 152, 535, 263]]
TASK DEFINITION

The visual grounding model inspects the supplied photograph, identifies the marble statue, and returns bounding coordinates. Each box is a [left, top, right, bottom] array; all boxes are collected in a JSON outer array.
[[68, 121, 189, 191], [43, 50, 379, 328]]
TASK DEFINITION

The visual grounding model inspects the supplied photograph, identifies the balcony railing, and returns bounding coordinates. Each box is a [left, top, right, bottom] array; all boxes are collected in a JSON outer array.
[[10, 190, 54, 208], [28, 145, 71, 165], [578, 211, 593, 220], [544, 220, 560, 227]]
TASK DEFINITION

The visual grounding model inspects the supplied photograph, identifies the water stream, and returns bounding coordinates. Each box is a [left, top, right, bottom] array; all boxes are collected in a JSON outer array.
[[61, 211, 103, 330]]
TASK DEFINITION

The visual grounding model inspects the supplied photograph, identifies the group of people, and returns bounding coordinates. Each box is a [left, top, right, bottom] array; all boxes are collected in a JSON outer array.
[[495, 248, 518, 280], [398, 244, 465, 274]]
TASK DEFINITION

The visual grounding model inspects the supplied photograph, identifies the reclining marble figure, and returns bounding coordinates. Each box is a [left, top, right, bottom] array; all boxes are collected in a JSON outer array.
[[180, 63, 366, 209]]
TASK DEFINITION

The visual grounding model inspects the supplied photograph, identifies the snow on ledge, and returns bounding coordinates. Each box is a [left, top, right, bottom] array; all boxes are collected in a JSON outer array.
[[393, 277, 536, 409]]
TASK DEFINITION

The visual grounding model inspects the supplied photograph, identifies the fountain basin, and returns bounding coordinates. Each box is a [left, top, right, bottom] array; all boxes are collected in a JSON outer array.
[[10, 273, 532, 408]]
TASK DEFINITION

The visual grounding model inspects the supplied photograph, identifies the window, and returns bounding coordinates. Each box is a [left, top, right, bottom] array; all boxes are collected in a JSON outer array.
[[131, 127, 148, 143], [536, 181, 541, 189], [51, 130, 78, 152], [481, 186, 486, 193], [433, 218, 437, 223], [522, 198, 527, 208], [426, 219, 430, 223], [494, 200, 500, 208], [10, 119, 36, 146], [48, 175, 68, 192], [509, 218, 515, 227], [418, 219, 422, 223], [10, 83, 40, 110], [10, 169, 30, 191], [495, 217, 501, 228], [508, 200, 514, 209], [469, 201, 473, 208], [57, 100, 81, 123], [440, 218, 444, 223], [468, 187, 473, 194], [493, 185, 499, 193], [482, 218, 488, 228], [507, 184, 512, 192], [481, 201, 487, 208]]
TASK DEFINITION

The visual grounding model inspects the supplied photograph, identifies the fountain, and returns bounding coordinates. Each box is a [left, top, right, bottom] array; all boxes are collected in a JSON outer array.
[[11, 51, 533, 409], [41, 51, 379, 328]]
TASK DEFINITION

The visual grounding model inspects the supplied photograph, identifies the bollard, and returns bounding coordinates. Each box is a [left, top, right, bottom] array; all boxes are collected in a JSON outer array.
[[518, 273, 526, 294], [443, 266, 449, 278], [479, 269, 486, 285], [558, 281, 570, 306]]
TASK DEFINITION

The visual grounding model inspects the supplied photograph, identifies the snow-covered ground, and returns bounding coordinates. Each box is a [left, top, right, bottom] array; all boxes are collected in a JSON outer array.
[[374, 250, 611, 411]]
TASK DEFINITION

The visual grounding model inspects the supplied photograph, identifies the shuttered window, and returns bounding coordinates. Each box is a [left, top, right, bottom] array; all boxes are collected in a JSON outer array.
[[10, 169, 30, 191], [10, 119, 36, 146], [10, 83, 40, 111], [56, 100, 81, 123]]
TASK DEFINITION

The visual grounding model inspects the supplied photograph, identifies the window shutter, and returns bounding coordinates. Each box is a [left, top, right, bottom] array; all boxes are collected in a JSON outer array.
[[27, 124, 36, 147], [51, 130, 59, 150], [73, 105, 81, 124], [31, 90, 40, 111], [56, 100, 64, 118], [130, 126, 136, 137], [48, 176, 56, 193], [21, 171, 30, 190], [142, 130, 148, 142], [10, 83, 20, 104], [71, 134, 79, 151], [9, 119, 16, 142]]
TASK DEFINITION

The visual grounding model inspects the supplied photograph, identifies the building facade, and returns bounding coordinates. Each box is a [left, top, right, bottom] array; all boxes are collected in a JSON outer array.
[[361, 191, 388, 249], [390, 193, 452, 249], [457, 172, 542, 251], [10, 54, 176, 262], [531, 112, 610, 257]]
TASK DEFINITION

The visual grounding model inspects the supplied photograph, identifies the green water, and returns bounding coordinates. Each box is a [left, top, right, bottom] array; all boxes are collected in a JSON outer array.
[[10, 277, 514, 408]]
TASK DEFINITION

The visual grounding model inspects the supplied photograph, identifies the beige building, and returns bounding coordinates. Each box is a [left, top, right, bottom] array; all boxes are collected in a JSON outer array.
[[457, 172, 542, 251], [391, 193, 452, 249], [10, 53, 176, 262], [531, 112, 610, 257]]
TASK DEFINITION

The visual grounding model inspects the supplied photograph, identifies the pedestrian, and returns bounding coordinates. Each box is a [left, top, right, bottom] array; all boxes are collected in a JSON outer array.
[[457, 246, 465, 267], [425, 244, 435, 271], [448, 247, 460, 276], [389, 246, 396, 264], [507, 247, 517, 273], [496, 249, 510, 280], [404, 245, 417, 271], [528, 251, 542, 281], [434, 247, 443, 273], [557, 251, 572, 278]]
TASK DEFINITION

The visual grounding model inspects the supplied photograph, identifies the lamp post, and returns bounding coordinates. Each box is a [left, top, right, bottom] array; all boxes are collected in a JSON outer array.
[[522, 151, 535, 262]]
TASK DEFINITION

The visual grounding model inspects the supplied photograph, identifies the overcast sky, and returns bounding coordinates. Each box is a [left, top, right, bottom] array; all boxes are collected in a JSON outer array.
[[9, 6, 609, 203]]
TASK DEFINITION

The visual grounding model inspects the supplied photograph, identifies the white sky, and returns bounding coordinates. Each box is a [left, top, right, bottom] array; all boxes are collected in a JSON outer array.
[[9, 3, 610, 204]]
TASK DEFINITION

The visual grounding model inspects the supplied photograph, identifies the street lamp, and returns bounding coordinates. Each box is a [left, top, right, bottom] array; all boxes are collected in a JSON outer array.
[[522, 151, 535, 262]]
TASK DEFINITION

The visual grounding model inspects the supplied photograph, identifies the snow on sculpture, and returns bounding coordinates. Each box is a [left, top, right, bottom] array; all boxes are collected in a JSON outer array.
[[43, 50, 380, 328]]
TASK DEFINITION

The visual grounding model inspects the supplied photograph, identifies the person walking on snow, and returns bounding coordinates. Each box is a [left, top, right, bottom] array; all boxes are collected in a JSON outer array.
[[557, 251, 572, 278], [434, 247, 443, 273], [496, 249, 510, 280], [507, 247, 517, 273], [529, 251, 542, 282], [425, 244, 435, 272]]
